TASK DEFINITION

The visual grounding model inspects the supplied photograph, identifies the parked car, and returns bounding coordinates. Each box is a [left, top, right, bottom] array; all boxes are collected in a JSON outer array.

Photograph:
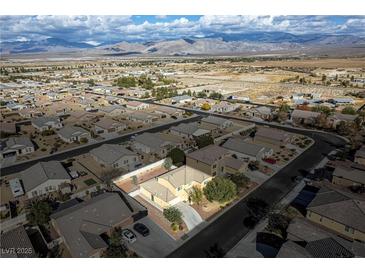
[[263, 158, 276, 164], [121, 229, 137, 243], [133, 223, 150, 237]]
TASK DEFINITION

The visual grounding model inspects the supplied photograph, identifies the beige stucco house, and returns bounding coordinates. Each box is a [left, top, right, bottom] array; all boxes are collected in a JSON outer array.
[[139, 165, 212, 209]]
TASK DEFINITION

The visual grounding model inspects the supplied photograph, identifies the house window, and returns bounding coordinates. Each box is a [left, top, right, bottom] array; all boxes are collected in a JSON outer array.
[[212, 171, 216, 176], [319, 216, 323, 222], [345, 226, 354, 234], [212, 164, 217, 169], [308, 211, 312, 218]]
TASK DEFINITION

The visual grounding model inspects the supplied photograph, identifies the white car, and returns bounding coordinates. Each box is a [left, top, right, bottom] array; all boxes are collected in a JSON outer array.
[[121, 229, 137, 243]]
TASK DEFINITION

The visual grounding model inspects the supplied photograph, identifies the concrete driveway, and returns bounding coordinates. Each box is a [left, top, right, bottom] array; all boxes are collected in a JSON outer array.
[[175, 202, 203, 231], [125, 217, 178, 258]]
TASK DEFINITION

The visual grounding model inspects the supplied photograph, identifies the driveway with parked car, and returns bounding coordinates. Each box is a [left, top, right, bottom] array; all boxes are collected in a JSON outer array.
[[124, 217, 179, 258]]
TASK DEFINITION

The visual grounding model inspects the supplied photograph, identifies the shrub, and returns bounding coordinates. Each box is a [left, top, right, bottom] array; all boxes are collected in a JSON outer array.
[[204, 177, 237, 203], [163, 207, 183, 224]]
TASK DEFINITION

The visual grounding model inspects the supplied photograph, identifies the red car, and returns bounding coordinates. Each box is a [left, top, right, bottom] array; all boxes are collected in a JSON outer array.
[[263, 158, 276, 164]]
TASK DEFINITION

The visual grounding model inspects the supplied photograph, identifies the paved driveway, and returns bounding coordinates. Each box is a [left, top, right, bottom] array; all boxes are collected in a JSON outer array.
[[175, 202, 203, 231], [125, 217, 178, 258]]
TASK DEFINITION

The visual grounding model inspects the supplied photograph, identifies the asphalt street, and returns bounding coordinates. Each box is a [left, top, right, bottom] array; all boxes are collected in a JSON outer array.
[[167, 131, 346, 257], [0, 115, 201, 176]]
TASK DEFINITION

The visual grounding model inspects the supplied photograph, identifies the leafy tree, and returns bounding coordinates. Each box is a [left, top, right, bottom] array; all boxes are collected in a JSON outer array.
[[87, 79, 95, 86], [163, 157, 173, 170], [100, 168, 124, 188], [27, 200, 53, 226], [163, 207, 183, 224], [312, 105, 332, 117], [279, 103, 290, 113], [167, 148, 185, 165], [189, 186, 204, 205], [341, 106, 356, 115], [266, 213, 290, 238], [201, 102, 211, 111], [229, 173, 250, 189], [204, 177, 237, 203], [102, 228, 137, 258], [209, 92, 223, 100], [115, 76, 136, 88], [195, 134, 214, 149], [197, 91, 207, 98]]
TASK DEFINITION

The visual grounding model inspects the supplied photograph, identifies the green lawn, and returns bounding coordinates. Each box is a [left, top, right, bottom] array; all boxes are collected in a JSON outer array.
[[84, 178, 97, 186]]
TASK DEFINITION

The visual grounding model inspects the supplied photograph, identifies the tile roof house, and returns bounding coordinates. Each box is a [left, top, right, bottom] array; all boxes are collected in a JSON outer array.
[[20, 161, 71, 199], [329, 113, 360, 129], [0, 136, 34, 159], [125, 101, 149, 110], [57, 125, 91, 143], [332, 165, 365, 187], [306, 186, 365, 242], [51, 192, 146, 257], [171, 95, 192, 104], [170, 122, 211, 139], [140, 165, 212, 209], [90, 144, 140, 170], [31, 116, 63, 132], [0, 226, 36, 258], [98, 105, 126, 116], [277, 217, 365, 258], [94, 117, 126, 133], [132, 132, 173, 157], [254, 127, 292, 145], [201, 116, 233, 129], [222, 137, 273, 161], [186, 145, 244, 176], [291, 109, 320, 126]]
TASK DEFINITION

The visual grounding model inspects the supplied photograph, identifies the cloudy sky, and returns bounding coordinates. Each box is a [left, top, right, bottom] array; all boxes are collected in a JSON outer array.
[[1, 15, 364, 45]]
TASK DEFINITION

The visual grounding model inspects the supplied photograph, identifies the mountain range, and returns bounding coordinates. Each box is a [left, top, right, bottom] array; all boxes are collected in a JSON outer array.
[[1, 32, 365, 56]]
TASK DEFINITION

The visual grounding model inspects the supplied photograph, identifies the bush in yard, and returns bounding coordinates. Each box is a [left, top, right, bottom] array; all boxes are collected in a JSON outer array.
[[163, 207, 183, 225], [163, 157, 173, 170], [229, 173, 250, 189], [195, 134, 214, 149], [189, 186, 204, 205], [80, 137, 88, 144], [246, 197, 269, 220], [204, 177, 237, 204], [167, 148, 185, 165], [27, 199, 53, 226], [266, 213, 291, 238]]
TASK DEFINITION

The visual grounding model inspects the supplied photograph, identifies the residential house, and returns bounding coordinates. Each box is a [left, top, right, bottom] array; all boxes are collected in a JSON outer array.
[[0, 122, 17, 135], [90, 144, 140, 170], [125, 101, 149, 110], [201, 116, 234, 129], [329, 113, 360, 129], [306, 186, 365, 242], [20, 161, 71, 199], [18, 108, 43, 119], [186, 145, 232, 176], [0, 137, 34, 159], [99, 105, 126, 117], [332, 165, 365, 188], [277, 217, 364, 258], [154, 106, 184, 118], [254, 127, 292, 146], [51, 192, 146, 257], [222, 137, 273, 161], [170, 122, 211, 139], [132, 132, 173, 157], [355, 146, 365, 165], [291, 109, 320, 126], [0, 226, 36, 258], [31, 116, 63, 132], [94, 117, 126, 134], [140, 165, 212, 209], [171, 95, 192, 104], [211, 101, 240, 113], [57, 126, 91, 143], [127, 111, 156, 124]]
